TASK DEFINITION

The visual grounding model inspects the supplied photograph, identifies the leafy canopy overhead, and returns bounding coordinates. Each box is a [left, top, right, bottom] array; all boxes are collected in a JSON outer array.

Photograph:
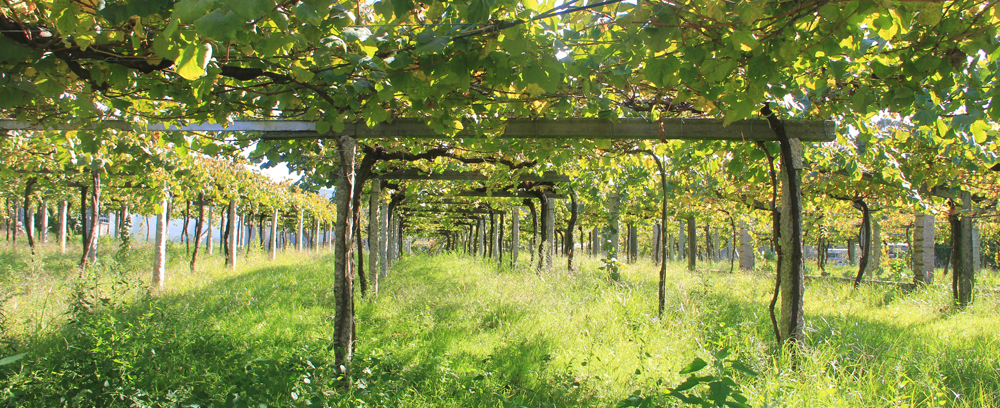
[[1, 1, 995, 128], [2, 0, 1000, 219]]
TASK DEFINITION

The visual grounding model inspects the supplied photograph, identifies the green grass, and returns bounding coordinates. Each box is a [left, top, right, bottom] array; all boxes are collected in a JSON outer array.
[[1, 240, 999, 407]]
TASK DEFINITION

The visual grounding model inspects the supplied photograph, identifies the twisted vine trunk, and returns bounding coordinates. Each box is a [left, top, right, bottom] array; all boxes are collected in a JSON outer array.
[[79, 185, 89, 258], [226, 199, 237, 270], [245, 211, 255, 256], [525, 199, 537, 268], [766, 106, 805, 347], [950, 192, 977, 307], [153, 196, 168, 289], [650, 152, 669, 316], [566, 190, 578, 272], [118, 203, 131, 252], [80, 168, 101, 272], [221, 208, 230, 263], [356, 218, 367, 297], [853, 200, 871, 288], [182, 200, 191, 255], [332, 135, 357, 377], [23, 177, 37, 254], [190, 193, 205, 272]]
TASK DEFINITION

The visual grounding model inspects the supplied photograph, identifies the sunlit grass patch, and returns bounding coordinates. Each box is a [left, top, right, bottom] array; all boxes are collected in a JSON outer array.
[[2, 242, 998, 407]]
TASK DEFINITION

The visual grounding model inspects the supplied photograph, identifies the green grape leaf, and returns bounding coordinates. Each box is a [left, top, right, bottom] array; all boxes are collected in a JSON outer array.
[[916, 4, 943, 25], [414, 34, 449, 55], [174, 0, 217, 23], [194, 9, 243, 41], [224, 0, 272, 20], [290, 63, 315, 82], [315, 120, 331, 134], [293, 3, 321, 26], [391, 0, 415, 18], [373, 1, 393, 17], [0, 36, 34, 64], [467, 0, 495, 23], [343, 27, 372, 42]]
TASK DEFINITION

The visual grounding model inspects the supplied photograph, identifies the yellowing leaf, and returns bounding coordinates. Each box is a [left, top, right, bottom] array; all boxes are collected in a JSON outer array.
[[971, 121, 989, 144], [291, 62, 314, 82], [76, 35, 94, 51], [360, 45, 379, 57], [692, 96, 716, 112], [916, 4, 943, 26], [523, 83, 546, 97], [176, 42, 212, 80]]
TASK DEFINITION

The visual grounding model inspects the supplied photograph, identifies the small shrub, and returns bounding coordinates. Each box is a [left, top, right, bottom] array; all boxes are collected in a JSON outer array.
[[618, 349, 757, 408]]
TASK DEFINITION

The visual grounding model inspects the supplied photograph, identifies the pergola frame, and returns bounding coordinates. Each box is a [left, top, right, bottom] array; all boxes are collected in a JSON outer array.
[[2, 116, 829, 346]]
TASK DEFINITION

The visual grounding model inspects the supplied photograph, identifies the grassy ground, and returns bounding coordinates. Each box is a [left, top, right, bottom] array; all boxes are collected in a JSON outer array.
[[1, 240, 998, 407]]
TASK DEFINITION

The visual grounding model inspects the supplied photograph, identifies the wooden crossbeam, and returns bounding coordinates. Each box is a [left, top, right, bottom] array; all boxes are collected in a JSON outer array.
[[0, 118, 835, 142], [380, 169, 568, 182]]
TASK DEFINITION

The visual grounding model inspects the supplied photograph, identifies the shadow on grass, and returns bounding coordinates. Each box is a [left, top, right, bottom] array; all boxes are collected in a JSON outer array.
[[2, 253, 345, 407], [354, 254, 596, 407], [1, 253, 600, 407]]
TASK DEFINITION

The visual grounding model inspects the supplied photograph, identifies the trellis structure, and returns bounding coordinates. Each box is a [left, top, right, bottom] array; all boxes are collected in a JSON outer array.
[[2, 116, 833, 358]]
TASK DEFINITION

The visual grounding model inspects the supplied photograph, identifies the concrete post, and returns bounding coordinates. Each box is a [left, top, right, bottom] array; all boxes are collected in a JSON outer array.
[[58, 200, 67, 254], [227, 200, 237, 270], [546, 195, 555, 270], [369, 178, 381, 293], [687, 216, 696, 271], [379, 204, 388, 278], [152, 198, 169, 289], [866, 217, 882, 276], [678, 220, 686, 260], [39, 203, 48, 243], [492, 213, 500, 260], [511, 207, 520, 266], [481, 217, 488, 257], [739, 222, 755, 271], [912, 212, 934, 284], [296, 211, 304, 251], [207, 207, 214, 255], [628, 223, 638, 263], [608, 193, 620, 260], [269, 209, 279, 260], [778, 138, 805, 343]]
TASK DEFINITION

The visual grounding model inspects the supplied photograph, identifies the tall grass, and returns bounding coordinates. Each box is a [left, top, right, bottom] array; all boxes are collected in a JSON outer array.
[[1, 240, 998, 407]]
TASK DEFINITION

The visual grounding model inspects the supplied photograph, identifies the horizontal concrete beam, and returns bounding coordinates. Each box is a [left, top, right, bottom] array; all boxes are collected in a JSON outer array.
[[456, 191, 566, 199], [0, 120, 317, 132], [380, 169, 568, 182], [1, 118, 836, 142], [403, 208, 504, 215]]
